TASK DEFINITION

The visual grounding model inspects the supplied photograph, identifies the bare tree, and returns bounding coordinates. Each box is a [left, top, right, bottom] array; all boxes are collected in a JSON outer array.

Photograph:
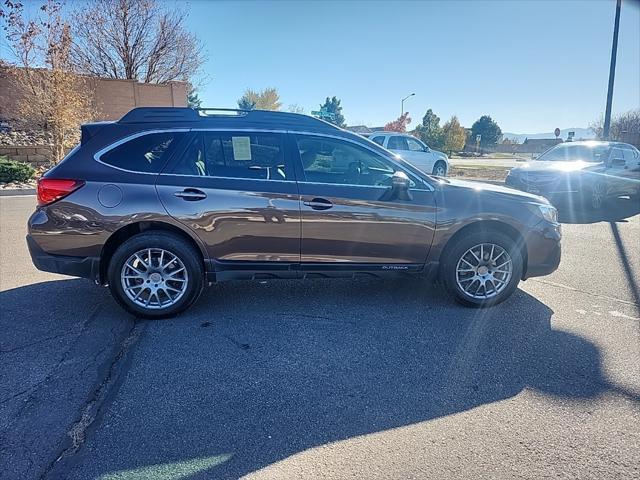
[[2, 0, 93, 163], [590, 109, 640, 145], [71, 0, 204, 84]]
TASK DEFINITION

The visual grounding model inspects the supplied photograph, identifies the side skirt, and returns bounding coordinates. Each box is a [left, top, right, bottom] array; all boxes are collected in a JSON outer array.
[[206, 260, 439, 283]]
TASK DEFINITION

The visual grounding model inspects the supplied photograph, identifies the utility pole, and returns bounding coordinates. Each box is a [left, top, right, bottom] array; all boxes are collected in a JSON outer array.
[[603, 0, 622, 140]]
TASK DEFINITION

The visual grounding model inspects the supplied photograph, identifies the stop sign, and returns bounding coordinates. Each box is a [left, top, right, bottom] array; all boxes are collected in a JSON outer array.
[[554, 128, 560, 138]]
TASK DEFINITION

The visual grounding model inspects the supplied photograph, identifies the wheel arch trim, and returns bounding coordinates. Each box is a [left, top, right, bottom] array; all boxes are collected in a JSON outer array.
[[99, 220, 209, 284], [438, 220, 529, 280]]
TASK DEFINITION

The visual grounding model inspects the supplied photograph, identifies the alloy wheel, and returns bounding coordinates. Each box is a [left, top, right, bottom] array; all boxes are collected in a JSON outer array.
[[591, 182, 605, 209], [121, 248, 189, 309], [433, 164, 446, 176], [455, 243, 513, 299]]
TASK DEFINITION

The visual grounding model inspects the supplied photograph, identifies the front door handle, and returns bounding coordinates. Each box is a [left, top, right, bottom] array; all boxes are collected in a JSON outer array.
[[174, 188, 207, 201], [303, 197, 333, 210]]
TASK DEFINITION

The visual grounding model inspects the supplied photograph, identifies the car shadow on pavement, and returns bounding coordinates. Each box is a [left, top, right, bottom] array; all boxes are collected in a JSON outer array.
[[0, 278, 134, 480], [37, 277, 637, 480], [608, 221, 640, 310], [558, 196, 640, 224]]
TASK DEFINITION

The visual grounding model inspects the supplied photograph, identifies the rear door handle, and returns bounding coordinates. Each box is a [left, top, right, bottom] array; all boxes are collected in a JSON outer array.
[[303, 198, 333, 210], [174, 188, 207, 201]]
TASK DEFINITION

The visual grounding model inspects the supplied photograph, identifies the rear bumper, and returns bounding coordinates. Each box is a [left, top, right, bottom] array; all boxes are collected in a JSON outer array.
[[26, 235, 100, 281]]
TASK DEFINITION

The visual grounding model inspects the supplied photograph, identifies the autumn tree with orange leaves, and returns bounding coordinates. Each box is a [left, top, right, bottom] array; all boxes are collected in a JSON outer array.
[[384, 112, 412, 133]]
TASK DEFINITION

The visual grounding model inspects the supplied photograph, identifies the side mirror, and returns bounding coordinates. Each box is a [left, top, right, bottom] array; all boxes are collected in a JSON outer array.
[[424, 146, 431, 153], [381, 171, 412, 201]]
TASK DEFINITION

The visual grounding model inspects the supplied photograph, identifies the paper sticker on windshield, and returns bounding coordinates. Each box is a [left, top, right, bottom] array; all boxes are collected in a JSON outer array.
[[232, 136, 252, 161]]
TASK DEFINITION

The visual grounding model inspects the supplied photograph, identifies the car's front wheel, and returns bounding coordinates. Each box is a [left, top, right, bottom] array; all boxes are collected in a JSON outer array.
[[442, 230, 523, 307], [432, 161, 447, 177], [107, 231, 204, 319]]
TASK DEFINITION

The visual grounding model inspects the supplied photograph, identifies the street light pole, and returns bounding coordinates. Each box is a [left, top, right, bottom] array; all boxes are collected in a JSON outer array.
[[603, 0, 622, 140], [401, 93, 415, 117]]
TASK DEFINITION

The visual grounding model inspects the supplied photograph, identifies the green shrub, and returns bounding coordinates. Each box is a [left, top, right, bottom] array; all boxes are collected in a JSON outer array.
[[0, 156, 36, 183]]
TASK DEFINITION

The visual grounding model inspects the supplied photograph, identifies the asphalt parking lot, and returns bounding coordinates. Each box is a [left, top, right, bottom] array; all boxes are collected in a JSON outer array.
[[1, 194, 639, 480]]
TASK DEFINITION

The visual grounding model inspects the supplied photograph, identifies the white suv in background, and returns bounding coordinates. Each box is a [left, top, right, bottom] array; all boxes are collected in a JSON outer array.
[[369, 132, 449, 176]]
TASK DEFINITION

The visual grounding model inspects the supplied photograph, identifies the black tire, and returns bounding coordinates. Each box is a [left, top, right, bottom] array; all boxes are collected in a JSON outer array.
[[441, 230, 523, 307], [432, 161, 447, 177], [107, 231, 204, 319]]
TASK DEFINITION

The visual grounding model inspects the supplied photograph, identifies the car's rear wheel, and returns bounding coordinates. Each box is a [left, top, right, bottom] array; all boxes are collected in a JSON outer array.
[[442, 230, 523, 307], [432, 161, 447, 177], [107, 231, 204, 319]]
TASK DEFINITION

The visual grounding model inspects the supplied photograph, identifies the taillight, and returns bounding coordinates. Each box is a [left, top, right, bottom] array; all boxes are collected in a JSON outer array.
[[37, 178, 85, 206]]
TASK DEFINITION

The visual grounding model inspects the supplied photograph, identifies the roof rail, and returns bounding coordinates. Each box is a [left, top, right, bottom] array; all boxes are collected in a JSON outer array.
[[118, 106, 340, 130], [119, 107, 200, 123], [196, 108, 250, 117]]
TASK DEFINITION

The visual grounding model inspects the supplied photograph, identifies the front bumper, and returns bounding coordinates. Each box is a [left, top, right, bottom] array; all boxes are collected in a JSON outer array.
[[523, 222, 562, 279], [505, 175, 581, 201], [26, 235, 100, 281]]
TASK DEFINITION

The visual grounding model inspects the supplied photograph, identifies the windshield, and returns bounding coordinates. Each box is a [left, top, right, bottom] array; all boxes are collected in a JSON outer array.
[[537, 143, 611, 163]]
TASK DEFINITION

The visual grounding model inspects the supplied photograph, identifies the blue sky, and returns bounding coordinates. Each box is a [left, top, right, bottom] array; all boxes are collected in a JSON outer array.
[[188, 0, 639, 133]]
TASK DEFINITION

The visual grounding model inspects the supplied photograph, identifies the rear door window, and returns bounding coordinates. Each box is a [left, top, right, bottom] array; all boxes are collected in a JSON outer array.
[[171, 132, 290, 181], [100, 131, 185, 173]]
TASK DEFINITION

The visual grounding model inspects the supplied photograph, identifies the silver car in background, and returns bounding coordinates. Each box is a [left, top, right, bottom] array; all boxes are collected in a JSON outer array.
[[369, 132, 449, 177], [506, 141, 640, 209]]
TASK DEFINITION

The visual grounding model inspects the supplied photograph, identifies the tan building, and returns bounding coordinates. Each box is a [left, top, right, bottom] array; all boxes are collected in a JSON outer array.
[[0, 66, 188, 124]]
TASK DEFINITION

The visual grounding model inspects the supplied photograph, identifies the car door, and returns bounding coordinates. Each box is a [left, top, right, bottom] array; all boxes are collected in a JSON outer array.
[[404, 136, 436, 173], [292, 133, 436, 268], [622, 146, 640, 194], [156, 130, 301, 274], [606, 147, 631, 195]]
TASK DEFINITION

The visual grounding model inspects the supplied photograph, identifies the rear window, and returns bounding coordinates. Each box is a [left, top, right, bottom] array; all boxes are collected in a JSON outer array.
[[100, 132, 185, 173]]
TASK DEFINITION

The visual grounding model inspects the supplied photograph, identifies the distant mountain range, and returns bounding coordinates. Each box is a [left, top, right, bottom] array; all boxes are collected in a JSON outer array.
[[502, 128, 595, 143]]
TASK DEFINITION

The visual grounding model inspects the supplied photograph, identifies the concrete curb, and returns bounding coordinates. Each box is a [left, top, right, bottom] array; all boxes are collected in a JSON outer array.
[[0, 188, 36, 196]]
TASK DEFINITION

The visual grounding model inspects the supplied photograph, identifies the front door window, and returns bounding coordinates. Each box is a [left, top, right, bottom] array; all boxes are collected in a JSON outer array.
[[406, 137, 426, 152], [297, 135, 398, 187], [387, 136, 409, 151]]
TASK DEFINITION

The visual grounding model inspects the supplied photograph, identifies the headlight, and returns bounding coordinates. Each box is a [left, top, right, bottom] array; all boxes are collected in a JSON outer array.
[[536, 204, 558, 223]]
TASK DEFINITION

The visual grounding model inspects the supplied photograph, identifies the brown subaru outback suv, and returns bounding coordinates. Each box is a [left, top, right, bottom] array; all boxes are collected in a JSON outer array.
[[27, 108, 561, 318]]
